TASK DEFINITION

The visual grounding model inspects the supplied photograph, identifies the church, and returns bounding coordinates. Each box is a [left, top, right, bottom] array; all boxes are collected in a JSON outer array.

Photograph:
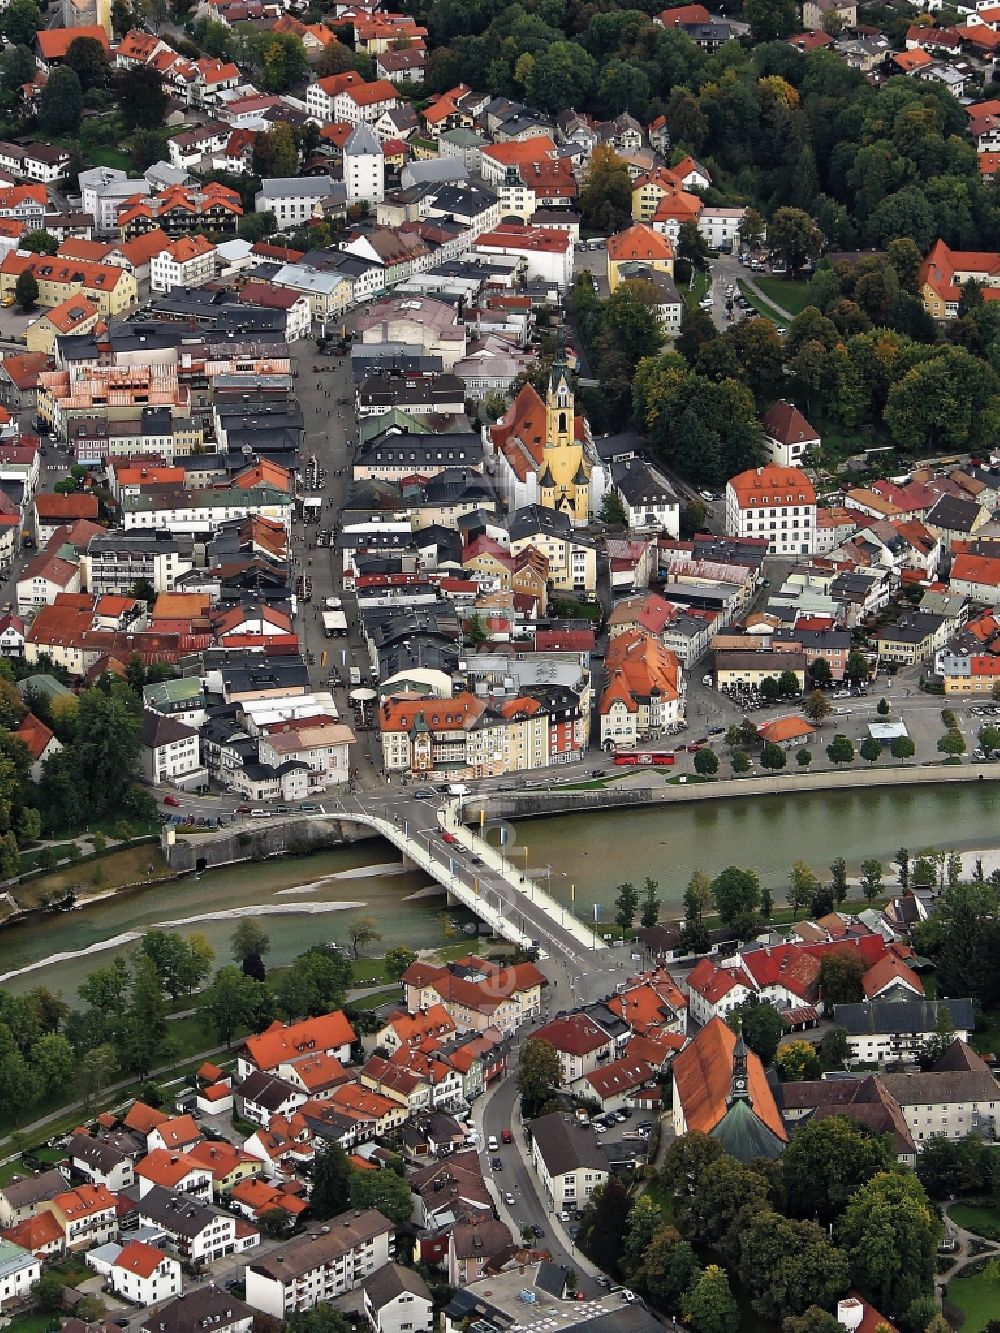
[[489, 350, 608, 529], [671, 1017, 788, 1162]]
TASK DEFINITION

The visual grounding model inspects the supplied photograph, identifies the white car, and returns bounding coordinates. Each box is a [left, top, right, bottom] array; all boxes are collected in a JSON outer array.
[[504, 1192, 515, 1205], [487, 1135, 499, 1152], [558, 1210, 572, 1222]]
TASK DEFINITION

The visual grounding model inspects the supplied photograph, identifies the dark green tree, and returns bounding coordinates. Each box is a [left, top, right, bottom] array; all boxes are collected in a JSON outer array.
[[838, 1172, 940, 1318], [311, 1143, 352, 1219], [711, 865, 761, 924], [728, 1001, 783, 1065], [517, 1038, 561, 1117], [38, 66, 83, 134], [14, 268, 37, 312], [782, 1115, 896, 1223], [117, 65, 169, 130]]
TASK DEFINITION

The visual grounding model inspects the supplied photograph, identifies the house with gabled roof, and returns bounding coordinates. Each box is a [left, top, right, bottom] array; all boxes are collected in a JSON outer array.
[[238, 1012, 356, 1081]]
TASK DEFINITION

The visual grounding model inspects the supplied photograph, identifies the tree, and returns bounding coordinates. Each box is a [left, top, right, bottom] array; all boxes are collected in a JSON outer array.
[[821, 1026, 851, 1071], [599, 489, 627, 526], [64, 36, 110, 93], [809, 658, 833, 689], [622, 1195, 662, 1280], [921, 1005, 956, 1067], [639, 876, 661, 929], [38, 66, 83, 135], [231, 918, 270, 964], [782, 1310, 842, 1333], [140, 930, 213, 999], [349, 1165, 413, 1226], [877, 697, 891, 717], [684, 1265, 740, 1333], [580, 145, 631, 232], [678, 219, 710, 271], [695, 747, 719, 777], [201, 966, 272, 1046], [80, 1043, 117, 1101], [252, 123, 299, 179], [980, 724, 1000, 754], [740, 1212, 850, 1321], [117, 65, 169, 130], [2, 0, 40, 48], [860, 736, 881, 765], [311, 1143, 352, 1218], [789, 860, 819, 914], [938, 730, 966, 757], [912, 881, 1000, 1005], [776, 1039, 821, 1082], [348, 915, 381, 958], [860, 859, 883, 902], [276, 947, 351, 1019], [633, 1227, 701, 1312], [845, 649, 869, 684], [383, 947, 416, 981], [761, 741, 787, 771], [711, 866, 760, 924], [577, 1179, 631, 1276], [20, 230, 58, 256], [677, 1157, 773, 1258], [238, 211, 277, 242], [829, 856, 848, 905], [14, 268, 37, 313], [287, 1308, 353, 1333], [915, 1134, 990, 1200], [118, 953, 169, 1078], [33, 1270, 67, 1313], [518, 1038, 561, 1117], [820, 953, 865, 1005], [681, 498, 708, 538], [614, 880, 640, 933], [30, 1031, 74, 1096], [744, 0, 797, 42], [838, 1173, 940, 1318], [891, 735, 915, 760], [797, 748, 813, 767], [732, 749, 751, 775], [72, 689, 141, 816], [827, 734, 855, 765], [779, 670, 801, 698], [727, 1001, 783, 1065], [803, 690, 832, 724], [767, 208, 824, 275]]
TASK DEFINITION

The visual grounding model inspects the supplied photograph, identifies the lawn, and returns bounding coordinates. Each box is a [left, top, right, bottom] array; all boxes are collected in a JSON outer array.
[[946, 1267, 1000, 1331], [683, 268, 710, 310], [1, 1313, 59, 1333], [736, 280, 791, 326], [752, 275, 813, 317], [950, 1204, 1000, 1241]]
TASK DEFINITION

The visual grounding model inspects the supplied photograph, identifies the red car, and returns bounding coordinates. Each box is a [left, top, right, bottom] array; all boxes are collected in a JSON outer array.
[[442, 831, 458, 845], [236, 805, 252, 814], [501, 1128, 513, 1144], [163, 794, 181, 807]]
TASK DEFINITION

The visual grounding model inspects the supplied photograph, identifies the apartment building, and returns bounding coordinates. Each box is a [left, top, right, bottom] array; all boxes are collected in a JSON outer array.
[[84, 530, 195, 595], [725, 464, 817, 556], [244, 1212, 394, 1317], [528, 1113, 609, 1212], [150, 236, 217, 293], [0, 251, 137, 317]]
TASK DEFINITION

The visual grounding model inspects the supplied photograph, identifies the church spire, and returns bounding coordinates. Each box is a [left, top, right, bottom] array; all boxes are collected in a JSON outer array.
[[729, 1023, 751, 1106]]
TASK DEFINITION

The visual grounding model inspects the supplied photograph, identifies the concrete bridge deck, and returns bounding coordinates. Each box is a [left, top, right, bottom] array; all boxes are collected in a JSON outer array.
[[314, 791, 603, 964]]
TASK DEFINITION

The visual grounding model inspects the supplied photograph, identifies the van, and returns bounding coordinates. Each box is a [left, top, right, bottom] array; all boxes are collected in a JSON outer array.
[[349, 666, 361, 686]]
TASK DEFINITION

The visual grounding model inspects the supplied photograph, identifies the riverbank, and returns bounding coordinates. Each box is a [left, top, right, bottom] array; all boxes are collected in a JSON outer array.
[[6, 766, 1000, 996]]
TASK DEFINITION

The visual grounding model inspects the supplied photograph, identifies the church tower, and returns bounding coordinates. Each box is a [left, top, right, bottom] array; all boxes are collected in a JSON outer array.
[[728, 1024, 752, 1107], [545, 343, 574, 452]]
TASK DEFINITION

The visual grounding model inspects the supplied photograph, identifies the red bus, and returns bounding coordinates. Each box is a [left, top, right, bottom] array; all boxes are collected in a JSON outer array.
[[613, 751, 676, 767]]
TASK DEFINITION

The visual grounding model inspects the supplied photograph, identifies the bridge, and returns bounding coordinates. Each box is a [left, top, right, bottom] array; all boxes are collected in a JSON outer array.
[[296, 790, 604, 965]]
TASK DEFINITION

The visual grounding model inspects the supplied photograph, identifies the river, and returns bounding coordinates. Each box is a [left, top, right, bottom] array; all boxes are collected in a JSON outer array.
[[4, 782, 1000, 999]]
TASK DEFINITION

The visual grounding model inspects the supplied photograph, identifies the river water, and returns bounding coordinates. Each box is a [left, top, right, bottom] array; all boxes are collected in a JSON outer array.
[[4, 783, 1000, 999]]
